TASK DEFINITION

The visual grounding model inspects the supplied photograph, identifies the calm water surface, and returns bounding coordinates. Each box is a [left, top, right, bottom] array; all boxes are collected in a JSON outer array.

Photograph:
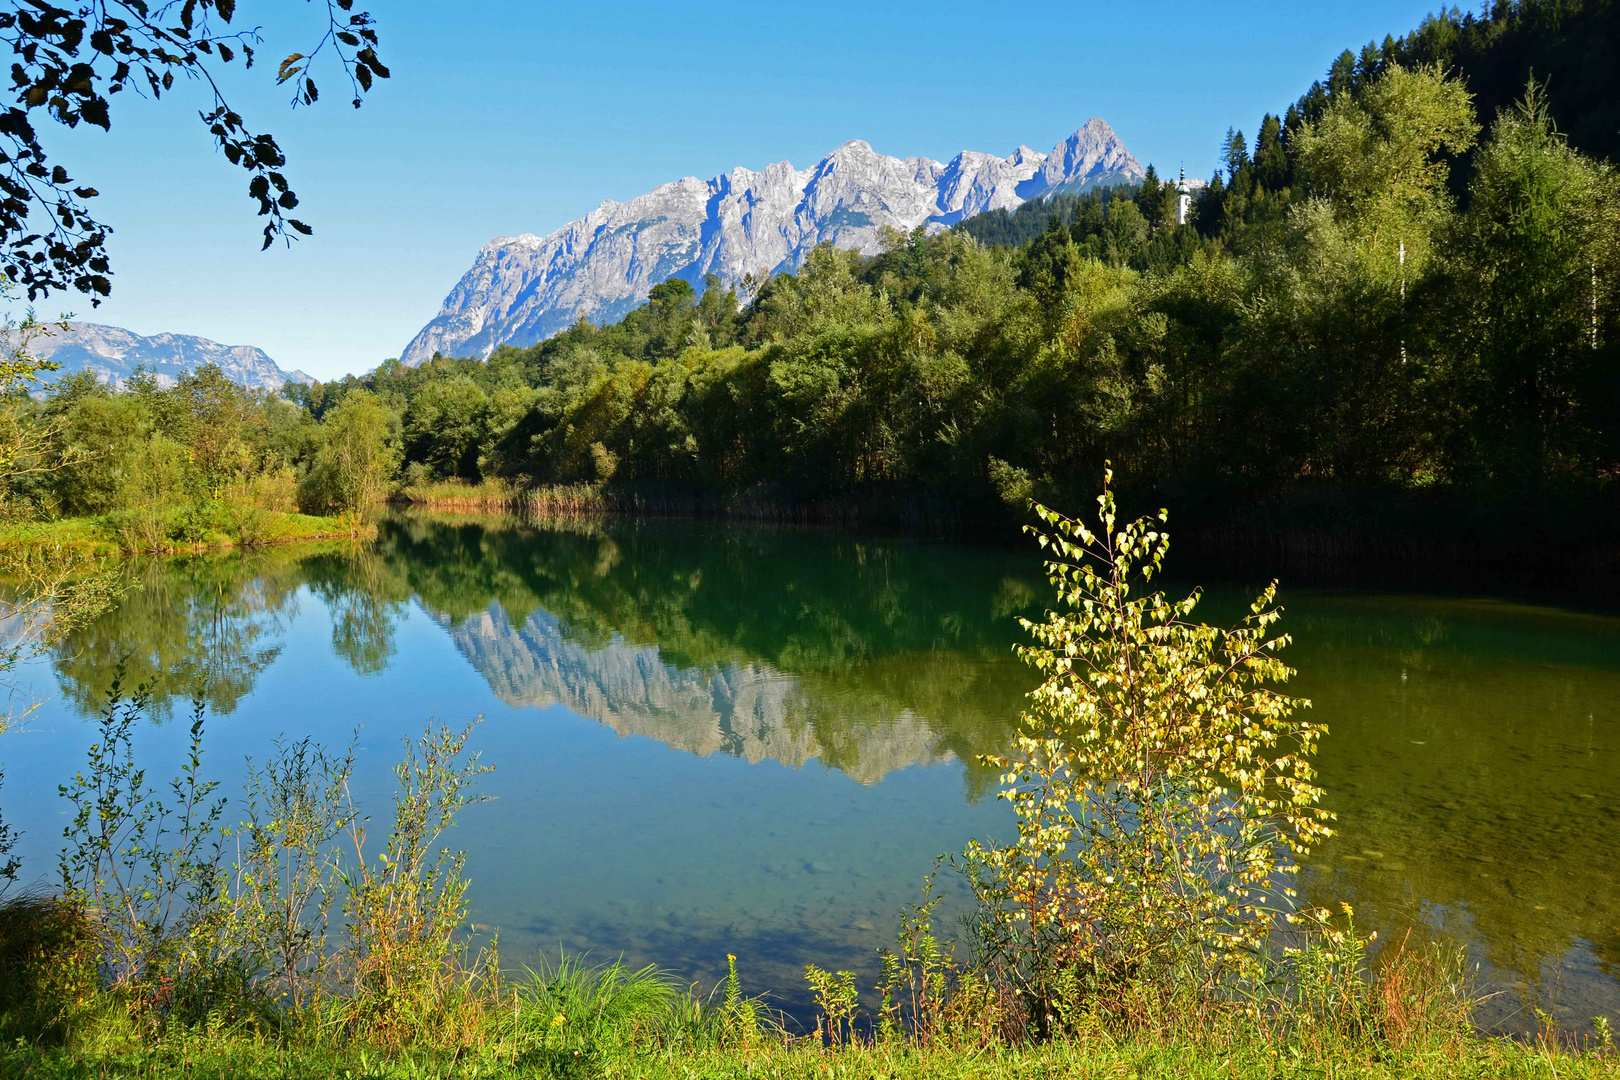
[[3, 513, 1616, 1031]]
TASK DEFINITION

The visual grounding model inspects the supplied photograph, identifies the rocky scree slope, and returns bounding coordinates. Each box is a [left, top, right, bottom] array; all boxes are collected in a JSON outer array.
[[401, 119, 1143, 364]]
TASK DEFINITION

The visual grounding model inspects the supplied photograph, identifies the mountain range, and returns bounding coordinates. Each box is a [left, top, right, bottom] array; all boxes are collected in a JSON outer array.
[[400, 119, 1144, 365], [22, 322, 311, 392]]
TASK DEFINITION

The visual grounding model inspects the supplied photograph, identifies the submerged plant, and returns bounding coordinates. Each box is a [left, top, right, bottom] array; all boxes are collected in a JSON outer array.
[[965, 470, 1334, 1033]]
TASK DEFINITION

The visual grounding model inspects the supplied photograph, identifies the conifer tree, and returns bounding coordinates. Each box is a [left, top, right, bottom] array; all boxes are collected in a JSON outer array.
[[1140, 165, 1163, 231], [1221, 129, 1250, 182], [1254, 114, 1290, 191]]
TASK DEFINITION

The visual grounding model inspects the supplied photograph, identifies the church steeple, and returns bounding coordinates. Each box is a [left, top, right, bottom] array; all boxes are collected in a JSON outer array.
[[1176, 165, 1192, 226]]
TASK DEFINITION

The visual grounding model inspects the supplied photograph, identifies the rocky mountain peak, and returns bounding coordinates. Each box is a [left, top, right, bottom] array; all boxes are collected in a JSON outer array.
[[1036, 118, 1140, 195], [400, 121, 1145, 365], [19, 321, 310, 392]]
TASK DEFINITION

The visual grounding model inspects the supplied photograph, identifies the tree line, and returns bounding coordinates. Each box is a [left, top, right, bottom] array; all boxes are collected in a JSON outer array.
[[0, 361, 399, 537], [308, 65, 1617, 535], [4, 1, 1617, 557]]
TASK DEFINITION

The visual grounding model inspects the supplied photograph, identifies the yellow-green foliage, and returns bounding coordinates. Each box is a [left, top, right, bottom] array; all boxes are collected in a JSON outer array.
[[966, 471, 1332, 1027], [0, 895, 100, 1042], [394, 477, 522, 509], [335, 720, 494, 1042], [34, 694, 501, 1048], [1292, 62, 1479, 272], [0, 510, 369, 557], [228, 736, 358, 1011]]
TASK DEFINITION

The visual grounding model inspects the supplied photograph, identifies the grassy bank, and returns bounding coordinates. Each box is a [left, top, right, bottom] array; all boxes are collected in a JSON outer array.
[[0, 914, 1612, 1080], [0, 1026, 1612, 1080], [0, 509, 374, 557]]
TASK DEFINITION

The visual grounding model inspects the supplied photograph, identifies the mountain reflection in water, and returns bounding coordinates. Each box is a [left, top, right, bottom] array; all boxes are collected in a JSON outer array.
[[377, 513, 1036, 791], [446, 606, 960, 784], [14, 511, 1619, 1034]]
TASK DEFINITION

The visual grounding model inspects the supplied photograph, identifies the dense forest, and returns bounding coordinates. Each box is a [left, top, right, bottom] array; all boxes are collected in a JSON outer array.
[[3, 0, 1617, 571]]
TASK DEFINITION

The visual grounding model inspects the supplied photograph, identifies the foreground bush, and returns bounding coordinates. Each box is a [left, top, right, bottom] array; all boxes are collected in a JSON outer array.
[[961, 474, 1333, 1036]]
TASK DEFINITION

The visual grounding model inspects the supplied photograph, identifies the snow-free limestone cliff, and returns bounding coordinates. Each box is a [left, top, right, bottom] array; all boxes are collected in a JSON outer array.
[[21, 322, 311, 391], [400, 119, 1143, 364]]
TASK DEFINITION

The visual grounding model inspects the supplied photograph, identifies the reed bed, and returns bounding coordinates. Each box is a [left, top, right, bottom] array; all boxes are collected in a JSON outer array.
[[393, 479, 969, 529]]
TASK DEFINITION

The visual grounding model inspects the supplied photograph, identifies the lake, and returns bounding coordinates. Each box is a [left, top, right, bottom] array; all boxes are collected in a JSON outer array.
[[3, 511, 1617, 1033]]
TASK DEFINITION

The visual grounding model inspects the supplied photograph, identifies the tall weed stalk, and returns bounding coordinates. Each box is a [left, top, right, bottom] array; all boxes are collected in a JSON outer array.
[[229, 734, 358, 1010], [338, 718, 494, 1040], [57, 674, 227, 1008]]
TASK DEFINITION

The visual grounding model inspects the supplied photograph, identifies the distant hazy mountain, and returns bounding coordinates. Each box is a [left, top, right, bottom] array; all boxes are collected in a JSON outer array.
[[401, 119, 1144, 364], [22, 322, 311, 392]]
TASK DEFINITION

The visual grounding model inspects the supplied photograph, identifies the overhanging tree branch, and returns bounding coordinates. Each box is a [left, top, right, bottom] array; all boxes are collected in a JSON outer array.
[[0, 0, 388, 302]]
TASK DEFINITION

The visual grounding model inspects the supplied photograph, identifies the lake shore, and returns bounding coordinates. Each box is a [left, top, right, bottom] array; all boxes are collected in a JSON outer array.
[[391, 478, 1620, 602], [0, 511, 375, 557], [390, 479, 971, 528], [2, 1021, 1612, 1079]]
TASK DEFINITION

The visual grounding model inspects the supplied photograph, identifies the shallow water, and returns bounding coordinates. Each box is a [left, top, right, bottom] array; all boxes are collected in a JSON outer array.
[[2, 512, 1616, 1032]]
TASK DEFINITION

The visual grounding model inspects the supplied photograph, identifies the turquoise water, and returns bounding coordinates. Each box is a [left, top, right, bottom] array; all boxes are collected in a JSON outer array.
[[2, 512, 1617, 1032]]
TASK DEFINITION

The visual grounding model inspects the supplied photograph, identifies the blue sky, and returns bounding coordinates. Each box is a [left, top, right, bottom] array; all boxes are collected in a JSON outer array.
[[33, 0, 1449, 380]]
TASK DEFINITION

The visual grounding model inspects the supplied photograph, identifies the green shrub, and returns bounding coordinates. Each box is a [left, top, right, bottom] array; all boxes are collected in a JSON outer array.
[[57, 679, 230, 1014], [337, 719, 493, 1041], [964, 472, 1333, 1034], [0, 894, 101, 1042], [106, 505, 171, 553], [228, 735, 358, 1011], [297, 391, 402, 522], [169, 499, 232, 545]]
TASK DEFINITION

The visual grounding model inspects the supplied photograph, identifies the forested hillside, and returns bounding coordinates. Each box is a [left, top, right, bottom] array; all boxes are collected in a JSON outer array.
[[1335, 0, 1618, 164], [4, 0, 1617, 574]]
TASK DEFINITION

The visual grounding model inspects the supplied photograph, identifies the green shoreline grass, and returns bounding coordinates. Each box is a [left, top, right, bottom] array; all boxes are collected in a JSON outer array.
[[392, 478, 533, 511], [0, 511, 375, 557], [1, 1026, 1613, 1080]]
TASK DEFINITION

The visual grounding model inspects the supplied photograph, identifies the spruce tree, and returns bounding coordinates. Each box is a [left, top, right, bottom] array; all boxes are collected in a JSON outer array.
[[1254, 114, 1289, 191], [1140, 165, 1163, 231]]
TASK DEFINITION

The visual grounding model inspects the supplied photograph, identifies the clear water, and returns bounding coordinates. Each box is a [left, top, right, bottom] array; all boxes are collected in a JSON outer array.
[[2, 512, 1616, 1033]]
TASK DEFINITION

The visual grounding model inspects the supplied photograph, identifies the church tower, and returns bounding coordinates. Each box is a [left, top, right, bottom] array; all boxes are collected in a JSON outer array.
[[1177, 166, 1193, 226]]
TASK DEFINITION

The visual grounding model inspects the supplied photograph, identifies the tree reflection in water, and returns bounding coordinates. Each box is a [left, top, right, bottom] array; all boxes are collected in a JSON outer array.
[[52, 554, 302, 719], [32, 514, 1620, 1033], [373, 513, 1039, 792]]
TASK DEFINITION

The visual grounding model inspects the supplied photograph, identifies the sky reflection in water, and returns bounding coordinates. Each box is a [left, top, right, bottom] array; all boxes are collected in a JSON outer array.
[[4, 512, 1617, 1031]]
